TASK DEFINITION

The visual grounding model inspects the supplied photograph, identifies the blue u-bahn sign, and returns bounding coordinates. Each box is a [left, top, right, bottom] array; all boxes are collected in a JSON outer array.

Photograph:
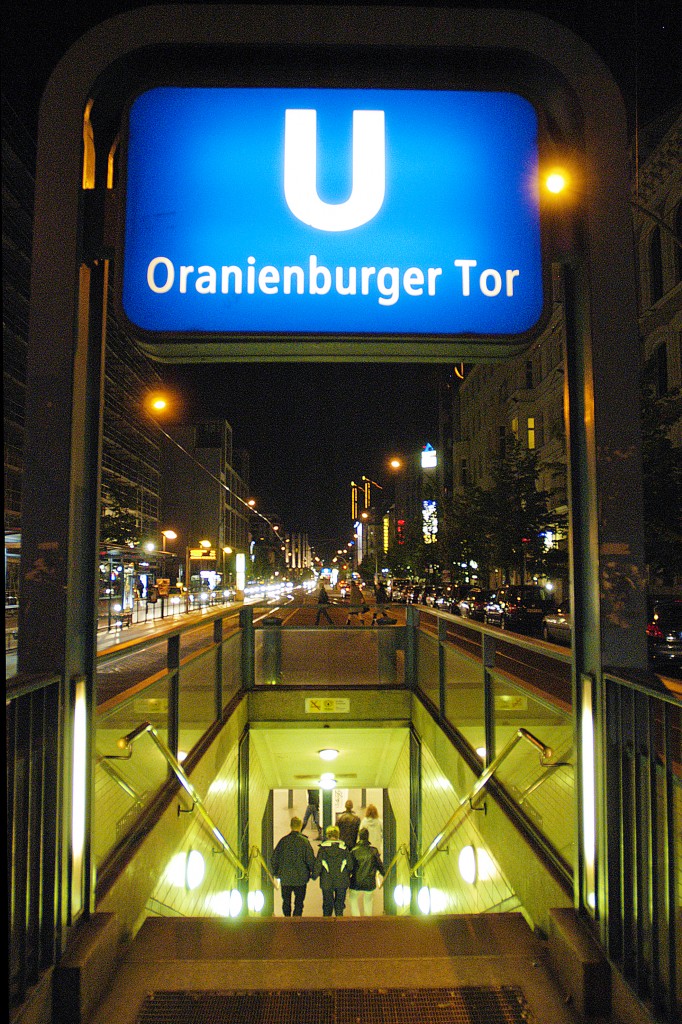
[[120, 87, 543, 347]]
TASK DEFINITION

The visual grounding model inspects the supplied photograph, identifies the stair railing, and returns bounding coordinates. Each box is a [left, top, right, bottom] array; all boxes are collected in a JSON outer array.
[[411, 727, 556, 877], [247, 845, 280, 889], [378, 842, 411, 889], [105, 721, 248, 878], [516, 745, 574, 806], [97, 751, 146, 802]]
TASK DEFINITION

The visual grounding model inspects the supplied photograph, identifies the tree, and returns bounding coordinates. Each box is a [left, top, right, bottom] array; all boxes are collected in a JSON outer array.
[[447, 441, 566, 586], [485, 440, 565, 584], [100, 480, 141, 547], [447, 487, 495, 585]]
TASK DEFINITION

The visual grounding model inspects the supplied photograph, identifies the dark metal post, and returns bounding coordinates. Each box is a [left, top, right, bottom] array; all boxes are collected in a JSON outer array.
[[437, 618, 447, 716], [167, 635, 180, 762], [213, 617, 224, 718], [240, 606, 255, 690], [482, 633, 496, 767], [405, 604, 418, 690]]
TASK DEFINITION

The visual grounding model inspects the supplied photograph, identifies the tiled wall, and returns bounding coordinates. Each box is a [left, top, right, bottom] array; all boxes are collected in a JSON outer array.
[[418, 740, 516, 915]]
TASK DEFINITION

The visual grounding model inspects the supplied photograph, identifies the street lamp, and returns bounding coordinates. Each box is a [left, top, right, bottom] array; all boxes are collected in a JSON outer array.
[[162, 529, 177, 553]]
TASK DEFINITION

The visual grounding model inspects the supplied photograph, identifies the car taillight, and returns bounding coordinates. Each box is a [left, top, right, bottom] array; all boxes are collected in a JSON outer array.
[[646, 622, 664, 640]]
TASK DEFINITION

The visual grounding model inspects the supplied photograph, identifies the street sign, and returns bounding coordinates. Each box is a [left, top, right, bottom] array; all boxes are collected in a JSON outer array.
[[189, 548, 216, 559], [120, 87, 544, 353]]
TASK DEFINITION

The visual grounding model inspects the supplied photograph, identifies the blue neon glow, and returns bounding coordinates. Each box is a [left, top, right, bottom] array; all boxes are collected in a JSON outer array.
[[122, 87, 543, 336]]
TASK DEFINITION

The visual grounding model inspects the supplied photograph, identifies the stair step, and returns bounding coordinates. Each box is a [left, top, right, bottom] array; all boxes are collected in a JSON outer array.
[[89, 914, 584, 1024], [129, 913, 537, 963]]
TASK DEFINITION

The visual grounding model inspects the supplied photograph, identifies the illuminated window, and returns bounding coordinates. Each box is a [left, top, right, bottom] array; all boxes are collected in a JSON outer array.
[[511, 418, 518, 439], [527, 417, 535, 449]]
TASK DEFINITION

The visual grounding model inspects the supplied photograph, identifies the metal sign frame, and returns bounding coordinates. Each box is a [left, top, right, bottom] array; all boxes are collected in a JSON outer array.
[[20, 4, 647, 957], [115, 81, 551, 360]]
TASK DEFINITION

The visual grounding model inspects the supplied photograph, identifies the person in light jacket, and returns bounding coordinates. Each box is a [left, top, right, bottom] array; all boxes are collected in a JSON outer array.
[[313, 825, 355, 917], [349, 827, 385, 916], [359, 803, 383, 855]]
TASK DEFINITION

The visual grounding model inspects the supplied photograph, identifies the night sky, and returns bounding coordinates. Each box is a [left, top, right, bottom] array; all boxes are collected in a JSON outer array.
[[5, 2, 681, 547]]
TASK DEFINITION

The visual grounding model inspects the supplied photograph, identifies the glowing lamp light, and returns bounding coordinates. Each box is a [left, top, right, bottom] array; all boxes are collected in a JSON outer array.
[[71, 678, 88, 916], [417, 886, 432, 914], [166, 850, 205, 890], [185, 850, 205, 890], [247, 890, 265, 913], [545, 170, 568, 194], [229, 889, 243, 917], [319, 748, 339, 761], [459, 845, 477, 884], [393, 884, 410, 907], [475, 746, 486, 759], [319, 772, 336, 790]]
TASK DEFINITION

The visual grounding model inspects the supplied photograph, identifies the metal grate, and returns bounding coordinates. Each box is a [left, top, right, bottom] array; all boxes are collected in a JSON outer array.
[[136, 987, 535, 1023]]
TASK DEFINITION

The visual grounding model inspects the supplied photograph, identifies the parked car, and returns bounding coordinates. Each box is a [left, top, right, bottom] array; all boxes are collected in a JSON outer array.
[[484, 585, 555, 635], [541, 603, 572, 645], [646, 598, 682, 678], [388, 579, 412, 602], [423, 585, 440, 606], [455, 588, 490, 621]]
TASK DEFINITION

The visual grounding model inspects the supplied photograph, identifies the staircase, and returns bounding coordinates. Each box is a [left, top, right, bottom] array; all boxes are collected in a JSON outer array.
[[72, 913, 603, 1024]]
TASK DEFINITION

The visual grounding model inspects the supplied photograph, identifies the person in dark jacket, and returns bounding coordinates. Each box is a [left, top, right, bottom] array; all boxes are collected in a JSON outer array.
[[302, 788, 323, 839], [313, 825, 355, 917], [315, 582, 333, 625], [349, 827, 385, 916], [271, 816, 316, 917], [336, 798, 361, 849]]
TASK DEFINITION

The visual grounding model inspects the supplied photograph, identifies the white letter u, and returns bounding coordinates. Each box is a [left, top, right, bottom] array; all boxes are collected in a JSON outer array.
[[284, 109, 385, 232]]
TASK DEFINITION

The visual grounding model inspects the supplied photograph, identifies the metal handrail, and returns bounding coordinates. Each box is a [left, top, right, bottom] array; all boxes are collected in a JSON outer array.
[[377, 842, 411, 888], [517, 746, 574, 805], [97, 753, 145, 801], [410, 728, 556, 877], [104, 721, 248, 878], [247, 845, 280, 889]]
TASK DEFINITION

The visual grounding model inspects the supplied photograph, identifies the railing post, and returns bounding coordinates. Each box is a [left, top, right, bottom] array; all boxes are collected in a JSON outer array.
[[437, 618, 447, 716], [167, 634, 180, 762], [261, 616, 282, 685], [240, 606, 255, 690], [213, 617, 223, 718], [482, 633, 496, 767], [405, 605, 418, 690]]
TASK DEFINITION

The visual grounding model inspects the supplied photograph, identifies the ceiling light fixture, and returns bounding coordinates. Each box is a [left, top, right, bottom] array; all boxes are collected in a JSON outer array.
[[318, 747, 339, 761]]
